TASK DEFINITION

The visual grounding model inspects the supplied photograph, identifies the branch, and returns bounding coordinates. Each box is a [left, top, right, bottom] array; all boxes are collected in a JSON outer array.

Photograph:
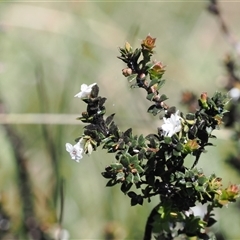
[[207, 0, 240, 57]]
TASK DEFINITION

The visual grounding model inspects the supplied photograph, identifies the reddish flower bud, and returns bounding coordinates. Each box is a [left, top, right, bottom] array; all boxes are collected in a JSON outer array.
[[200, 92, 209, 109], [226, 184, 240, 198], [139, 73, 146, 80], [141, 35, 156, 51], [152, 61, 165, 73], [200, 92, 208, 101], [122, 68, 132, 77], [217, 184, 240, 206]]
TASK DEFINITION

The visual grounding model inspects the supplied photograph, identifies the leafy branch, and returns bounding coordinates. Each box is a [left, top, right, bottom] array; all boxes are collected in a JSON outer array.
[[66, 35, 240, 240]]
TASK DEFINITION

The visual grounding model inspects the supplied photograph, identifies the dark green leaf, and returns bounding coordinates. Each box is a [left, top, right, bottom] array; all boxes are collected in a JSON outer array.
[[207, 217, 217, 227], [159, 94, 168, 102], [101, 172, 114, 179], [128, 191, 137, 198], [164, 136, 172, 144], [106, 179, 117, 187], [186, 113, 196, 120], [124, 128, 132, 138], [91, 84, 99, 98], [105, 113, 115, 126], [146, 93, 155, 101], [121, 182, 133, 193], [138, 134, 146, 146], [147, 105, 162, 116]]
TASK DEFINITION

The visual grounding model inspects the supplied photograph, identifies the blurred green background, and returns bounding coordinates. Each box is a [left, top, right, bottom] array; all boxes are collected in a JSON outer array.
[[0, 1, 240, 239]]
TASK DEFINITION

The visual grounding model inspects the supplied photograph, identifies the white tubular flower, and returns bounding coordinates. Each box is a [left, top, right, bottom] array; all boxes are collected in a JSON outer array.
[[161, 110, 182, 137], [65, 141, 84, 162], [74, 83, 96, 99]]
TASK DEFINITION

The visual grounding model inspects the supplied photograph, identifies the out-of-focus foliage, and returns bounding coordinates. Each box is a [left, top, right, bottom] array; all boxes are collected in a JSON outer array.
[[0, 2, 240, 239]]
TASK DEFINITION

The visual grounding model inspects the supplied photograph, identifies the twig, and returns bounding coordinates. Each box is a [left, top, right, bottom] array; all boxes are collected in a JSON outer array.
[[143, 203, 161, 240], [207, 0, 240, 57]]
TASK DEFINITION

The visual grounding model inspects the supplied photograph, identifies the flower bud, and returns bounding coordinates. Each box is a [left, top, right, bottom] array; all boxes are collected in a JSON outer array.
[[131, 168, 138, 174], [139, 73, 146, 80], [200, 92, 207, 102], [225, 184, 240, 199], [217, 184, 240, 206], [152, 61, 165, 73], [183, 139, 200, 154], [125, 41, 132, 52], [209, 177, 222, 192], [199, 92, 209, 109], [82, 111, 89, 118], [141, 35, 156, 51], [122, 68, 132, 77]]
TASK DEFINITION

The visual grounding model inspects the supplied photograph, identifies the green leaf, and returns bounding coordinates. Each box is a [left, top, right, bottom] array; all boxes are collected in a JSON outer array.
[[176, 142, 183, 151], [158, 78, 166, 87], [105, 113, 115, 126], [128, 154, 139, 164], [145, 61, 155, 70], [126, 173, 134, 183], [207, 217, 217, 227], [91, 84, 99, 98], [124, 128, 132, 138], [146, 93, 155, 101], [121, 182, 133, 193], [127, 73, 138, 83], [101, 172, 114, 179], [116, 172, 125, 181], [106, 179, 117, 187], [138, 134, 146, 146], [128, 191, 137, 198], [149, 78, 159, 87], [159, 94, 168, 102], [120, 154, 130, 166], [133, 173, 141, 183], [135, 165, 144, 174], [132, 48, 141, 61], [147, 105, 162, 116], [164, 136, 172, 144], [110, 163, 123, 171], [173, 149, 181, 156], [142, 185, 152, 196], [109, 122, 120, 138], [186, 113, 196, 120]]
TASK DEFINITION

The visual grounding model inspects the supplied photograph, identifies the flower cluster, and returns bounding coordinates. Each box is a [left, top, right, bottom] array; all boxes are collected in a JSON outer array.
[[66, 83, 97, 162]]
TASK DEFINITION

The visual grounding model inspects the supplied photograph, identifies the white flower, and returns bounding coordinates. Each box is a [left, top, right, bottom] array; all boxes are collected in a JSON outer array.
[[229, 87, 240, 101], [54, 228, 70, 240], [161, 110, 182, 137], [65, 140, 85, 162], [74, 83, 96, 99]]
